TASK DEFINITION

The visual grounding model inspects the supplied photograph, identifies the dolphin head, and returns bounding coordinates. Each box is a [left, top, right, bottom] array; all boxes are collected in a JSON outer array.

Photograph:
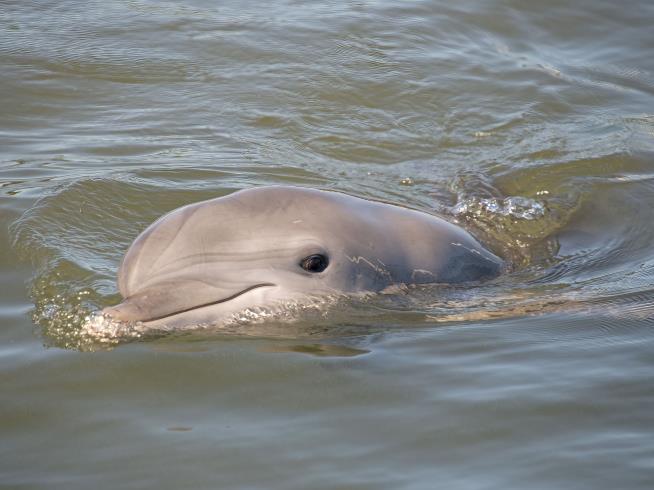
[[103, 186, 503, 329]]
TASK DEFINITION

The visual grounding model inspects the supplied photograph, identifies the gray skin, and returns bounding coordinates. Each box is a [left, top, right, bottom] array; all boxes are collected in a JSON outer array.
[[103, 186, 503, 330]]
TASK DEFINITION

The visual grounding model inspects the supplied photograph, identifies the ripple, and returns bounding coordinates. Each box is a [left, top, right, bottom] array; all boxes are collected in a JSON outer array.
[[12, 166, 654, 350]]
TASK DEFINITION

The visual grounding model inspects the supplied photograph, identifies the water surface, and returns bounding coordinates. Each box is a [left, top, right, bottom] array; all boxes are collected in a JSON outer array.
[[2, 1, 654, 488]]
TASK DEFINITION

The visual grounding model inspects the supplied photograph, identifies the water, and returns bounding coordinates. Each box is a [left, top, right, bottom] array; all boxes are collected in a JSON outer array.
[[2, 0, 654, 487]]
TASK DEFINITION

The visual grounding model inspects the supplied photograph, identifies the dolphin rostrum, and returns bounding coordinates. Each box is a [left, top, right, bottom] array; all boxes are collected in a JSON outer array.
[[102, 186, 503, 329]]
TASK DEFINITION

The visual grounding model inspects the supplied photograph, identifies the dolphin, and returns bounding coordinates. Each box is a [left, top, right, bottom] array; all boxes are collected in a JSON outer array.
[[102, 186, 503, 330]]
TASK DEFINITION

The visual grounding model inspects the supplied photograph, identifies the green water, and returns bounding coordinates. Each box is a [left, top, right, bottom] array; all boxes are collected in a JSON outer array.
[[2, 1, 654, 488]]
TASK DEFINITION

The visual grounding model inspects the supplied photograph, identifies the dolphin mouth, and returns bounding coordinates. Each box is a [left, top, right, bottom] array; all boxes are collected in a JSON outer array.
[[103, 283, 276, 323]]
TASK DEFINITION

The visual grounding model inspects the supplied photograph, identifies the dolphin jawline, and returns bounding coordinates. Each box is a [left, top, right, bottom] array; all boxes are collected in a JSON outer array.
[[106, 283, 276, 323]]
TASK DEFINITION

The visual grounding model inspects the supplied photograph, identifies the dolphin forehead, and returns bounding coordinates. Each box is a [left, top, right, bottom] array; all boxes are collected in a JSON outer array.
[[118, 188, 389, 276], [117, 211, 322, 297]]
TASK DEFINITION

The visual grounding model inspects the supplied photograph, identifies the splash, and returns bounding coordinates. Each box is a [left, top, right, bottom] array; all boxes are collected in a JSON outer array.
[[81, 313, 144, 345], [446, 171, 572, 268], [452, 195, 546, 221]]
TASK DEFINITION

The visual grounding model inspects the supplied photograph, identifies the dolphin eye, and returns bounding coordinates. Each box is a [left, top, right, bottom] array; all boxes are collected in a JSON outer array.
[[300, 254, 329, 273]]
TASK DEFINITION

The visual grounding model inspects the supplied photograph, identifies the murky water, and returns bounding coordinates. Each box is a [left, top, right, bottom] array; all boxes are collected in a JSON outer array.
[[2, 0, 654, 488]]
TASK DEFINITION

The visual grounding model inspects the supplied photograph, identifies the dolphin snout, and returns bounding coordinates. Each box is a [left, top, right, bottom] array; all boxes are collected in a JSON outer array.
[[102, 282, 277, 324], [102, 298, 147, 323]]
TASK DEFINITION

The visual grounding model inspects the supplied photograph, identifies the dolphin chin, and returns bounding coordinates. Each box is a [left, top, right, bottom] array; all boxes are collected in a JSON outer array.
[[104, 186, 504, 331]]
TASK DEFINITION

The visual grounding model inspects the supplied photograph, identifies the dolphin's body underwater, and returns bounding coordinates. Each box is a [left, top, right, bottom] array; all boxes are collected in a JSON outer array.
[[103, 186, 503, 330]]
